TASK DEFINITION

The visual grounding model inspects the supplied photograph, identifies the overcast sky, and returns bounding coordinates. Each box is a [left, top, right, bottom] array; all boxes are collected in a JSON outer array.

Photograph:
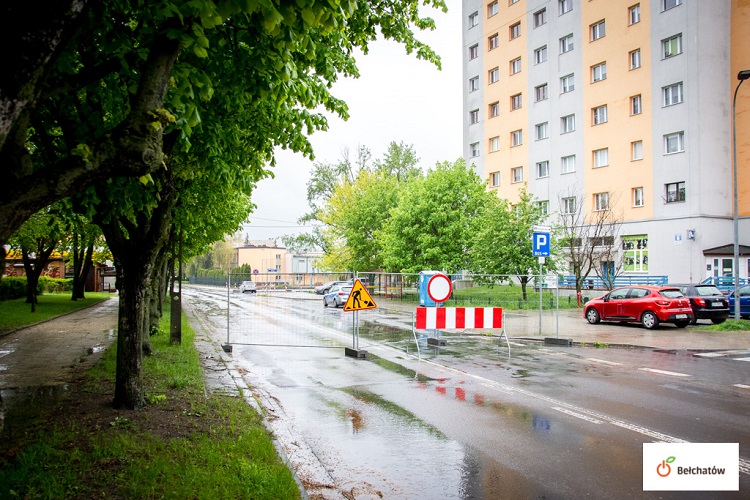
[[241, 6, 463, 243]]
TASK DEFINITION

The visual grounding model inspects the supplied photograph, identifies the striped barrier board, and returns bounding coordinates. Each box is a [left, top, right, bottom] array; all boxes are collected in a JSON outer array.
[[415, 307, 503, 330]]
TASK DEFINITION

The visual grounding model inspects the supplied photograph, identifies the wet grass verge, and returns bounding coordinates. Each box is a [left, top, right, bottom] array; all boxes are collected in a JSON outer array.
[[367, 353, 434, 382], [0, 303, 300, 499], [0, 292, 112, 334], [694, 318, 750, 332]]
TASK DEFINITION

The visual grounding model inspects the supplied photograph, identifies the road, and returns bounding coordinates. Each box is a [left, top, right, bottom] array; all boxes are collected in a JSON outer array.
[[185, 286, 750, 499]]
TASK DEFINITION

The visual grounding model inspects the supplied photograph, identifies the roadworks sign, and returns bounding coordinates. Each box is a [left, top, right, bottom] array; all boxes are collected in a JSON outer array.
[[344, 279, 377, 312]]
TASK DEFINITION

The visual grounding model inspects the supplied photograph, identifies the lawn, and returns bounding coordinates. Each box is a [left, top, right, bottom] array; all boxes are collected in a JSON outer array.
[[0, 292, 112, 333]]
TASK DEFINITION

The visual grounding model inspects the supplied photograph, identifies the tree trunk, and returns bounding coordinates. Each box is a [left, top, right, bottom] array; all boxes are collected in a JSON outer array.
[[113, 259, 147, 409]]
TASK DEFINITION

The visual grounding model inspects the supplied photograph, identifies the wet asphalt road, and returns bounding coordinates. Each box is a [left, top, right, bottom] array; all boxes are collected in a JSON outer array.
[[185, 287, 750, 499]]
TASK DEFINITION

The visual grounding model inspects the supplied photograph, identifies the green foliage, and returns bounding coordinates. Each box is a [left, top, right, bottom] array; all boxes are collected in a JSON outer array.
[[0, 277, 31, 301], [0, 294, 110, 332]]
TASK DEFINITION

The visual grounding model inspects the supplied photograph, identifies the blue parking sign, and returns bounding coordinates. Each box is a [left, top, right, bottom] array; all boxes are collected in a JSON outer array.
[[532, 232, 550, 257]]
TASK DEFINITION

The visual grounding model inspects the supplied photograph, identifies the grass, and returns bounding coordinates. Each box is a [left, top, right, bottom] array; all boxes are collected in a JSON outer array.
[[0, 301, 301, 499], [389, 284, 581, 310], [0, 292, 112, 333], [696, 318, 750, 332]]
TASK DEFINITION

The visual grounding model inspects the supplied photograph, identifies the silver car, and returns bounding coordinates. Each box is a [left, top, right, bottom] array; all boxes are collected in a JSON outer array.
[[239, 281, 257, 293]]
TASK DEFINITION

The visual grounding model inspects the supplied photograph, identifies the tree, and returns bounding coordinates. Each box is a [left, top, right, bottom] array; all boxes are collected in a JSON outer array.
[[372, 141, 422, 181], [59, 201, 106, 300]]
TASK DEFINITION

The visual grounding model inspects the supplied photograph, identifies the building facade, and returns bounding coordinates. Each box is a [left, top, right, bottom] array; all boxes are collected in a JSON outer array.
[[463, 0, 750, 283]]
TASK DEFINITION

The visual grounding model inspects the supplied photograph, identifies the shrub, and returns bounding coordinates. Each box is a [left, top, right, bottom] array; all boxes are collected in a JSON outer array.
[[0, 277, 28, 300]]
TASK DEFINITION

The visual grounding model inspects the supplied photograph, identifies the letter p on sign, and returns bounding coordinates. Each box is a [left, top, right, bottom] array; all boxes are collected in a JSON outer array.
[[532, 231, 550, 257]]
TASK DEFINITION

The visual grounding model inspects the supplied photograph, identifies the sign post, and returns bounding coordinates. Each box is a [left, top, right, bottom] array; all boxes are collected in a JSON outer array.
[[343, 278, 377, 359], [532, 226, 551, 336]]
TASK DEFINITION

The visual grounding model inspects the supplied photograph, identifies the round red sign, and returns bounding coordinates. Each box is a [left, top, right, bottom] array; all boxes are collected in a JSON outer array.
[[427, 274, 452, 303]]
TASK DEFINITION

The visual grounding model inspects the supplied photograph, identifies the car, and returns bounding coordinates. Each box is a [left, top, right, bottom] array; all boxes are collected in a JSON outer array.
[[315, 280, 348, 295], [323, 285, 352, 308], [583, 285, 693, 329], [727, 285, 750, 319], [667, 283, 729, 324], [239, 281, 257, 293]]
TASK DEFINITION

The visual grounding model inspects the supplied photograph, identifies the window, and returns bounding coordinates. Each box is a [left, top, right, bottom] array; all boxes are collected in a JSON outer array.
[[488, 34, 499, 50], [592, 62, 607, 82], [629, 4, 641, 25], [593, 148, 609, 168], [469, 44, 479, 60], [469, 109, 479, 124], [662, 34, 682, 58], [469, 76, 479, 92], [664, 131, 684, 154], [535, 121, 548, 140], [591, 236, 614, 247], [469, 11, 479, 28], [592, 105, 608, 125], [489, 101, 500, 118], [490, 172, 501, 187], [536, 161, 549, 178], [663, 0, 682, 11], [534, 45, 548, 64], [535, 83, 548, 102], [510, 22, 521, 39], [630, 49, 641, 69], [633, 187, 644, 207], [591, 20, 606, 41], [594, 192, 610, 211], [488, 1, 498, 17], [534, 8, 547, 27], [470, 142, 480, 157], [631, 94, 642, 115], [537, 200, 549, 215], [561, 73, 575, 93], [511, 93, 522, 110], [511, 129, 523, 147], [509, 0, 519, 4], [666, 182, 686, 203], [663, 82, 684, 106], [561, 154, 576, 173], [561, 114, 575, 133], [560, 34, 574, 53], [489, 67, 500, 84], [562, 196, 576, 214], [632, 140, 643, 160], [510, 57, 522, 74], [559, 0, 572, 15], [489, 136, 500, 152], [512, 167, 523, 183], [623, 236, 648, 272]]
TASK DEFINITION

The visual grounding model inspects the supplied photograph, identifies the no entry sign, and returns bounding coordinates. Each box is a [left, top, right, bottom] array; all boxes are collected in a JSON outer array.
[[427, 273, 452, 303]]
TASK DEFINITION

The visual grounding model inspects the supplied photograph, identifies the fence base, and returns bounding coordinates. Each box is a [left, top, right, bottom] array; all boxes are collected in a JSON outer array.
[[427, 337, 447, 347], [222, 344, 233, 353], [544, 337, 572, 346], [345, 347, 368, 359]]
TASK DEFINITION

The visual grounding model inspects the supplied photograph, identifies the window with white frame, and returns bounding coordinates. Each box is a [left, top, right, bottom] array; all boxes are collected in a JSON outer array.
[[535, 83, 548, 102], [490, 136, 500, 152], [560, 33, 574, 53], [631, 94, 642, 115], [489, 67, 499, 84], [665, 181, 685, 203], [470, 142, 480, 157], [511, 93, 522, 110], [594, 192, 610, 211], [633, 187, 644, 207], [623, 235, 648, 272], [630, 49, 641, 69], [488, 1, 498, 17], [662, 34, 682, 58], [632, 140, 643, 160], [535, 121, 548, 140], [534, 8, 547, 27], [591, 20, 606, 41], [561, 114, 575, 133], [510, 22, 521, 39], [592, 62, 607, 82], [469, 76, 479, 92], [593, 148, 609, 168], [664, 131, 684, 154], [537, 200, 549, 215], [536, 161, 549, 178], [561, 154, 576, 173], [511, 166, 523, 183], [510, 57, 522, 74], [511, 129, 523, 146], [663, 82, 684, 106], [490, 171, 501, 187], [469, 109, 479, 124], [592, 105, 608, 125], [663, 0, 682, 11], [469, 11, 479, 28], [629, 4, 641, 25], [509, 0, 519, 4], [534, 45, 548, 64], [561, 73, 575, 93], [562, 196, 576, 214], [489, 101, 500, 118], [469, 44, 479, 60], [488, 34, 499, 50], [559, 0, 572, 15]]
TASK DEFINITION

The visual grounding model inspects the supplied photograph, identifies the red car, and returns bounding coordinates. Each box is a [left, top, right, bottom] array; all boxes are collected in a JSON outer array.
[[584, 285, 694, 329]]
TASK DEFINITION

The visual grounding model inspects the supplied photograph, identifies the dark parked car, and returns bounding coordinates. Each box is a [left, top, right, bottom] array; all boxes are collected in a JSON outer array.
[[667, 283, 729, 324], [323, 285, 352, 308], [314, 280, 348, 295], [584, 285, 693, 329], [727, 285, 750, 319]]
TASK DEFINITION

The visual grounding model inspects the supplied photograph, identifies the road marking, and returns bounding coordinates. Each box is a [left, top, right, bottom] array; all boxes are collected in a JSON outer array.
[[638, 368, 691, 377], [694, 350, 749, 358], [587, 358, 623, 366], [552, 406, 603, 424], [734, 357, 750, 362], [733, 384, 750, 389]]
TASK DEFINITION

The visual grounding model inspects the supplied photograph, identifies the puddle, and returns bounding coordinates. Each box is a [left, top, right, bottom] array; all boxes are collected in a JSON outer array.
[[0, 385, 70, 451]]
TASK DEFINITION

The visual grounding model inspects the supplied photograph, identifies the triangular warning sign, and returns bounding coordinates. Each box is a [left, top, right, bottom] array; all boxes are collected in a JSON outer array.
[[344, 279, 377, 311]]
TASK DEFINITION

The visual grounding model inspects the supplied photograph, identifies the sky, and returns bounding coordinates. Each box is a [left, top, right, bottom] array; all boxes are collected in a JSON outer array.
[[240, 5, 463, 243]]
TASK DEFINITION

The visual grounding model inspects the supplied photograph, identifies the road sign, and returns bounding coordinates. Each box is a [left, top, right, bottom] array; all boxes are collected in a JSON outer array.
[[427, 273, 452, 303], [532, 231, 551, 257], [344, 279, 377, 312]]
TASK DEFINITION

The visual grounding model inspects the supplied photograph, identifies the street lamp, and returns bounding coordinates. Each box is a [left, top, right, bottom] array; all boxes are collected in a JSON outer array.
[[732, 70, 750, 320]]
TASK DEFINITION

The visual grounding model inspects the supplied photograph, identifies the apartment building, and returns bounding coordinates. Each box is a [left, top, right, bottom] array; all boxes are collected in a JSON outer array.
[[463, 0, 750, 283]]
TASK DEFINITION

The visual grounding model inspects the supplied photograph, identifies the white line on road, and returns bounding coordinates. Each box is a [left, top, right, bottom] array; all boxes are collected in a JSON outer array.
[[734, 357, 750, 362], [693, 350, 749, 358], [552, 406, 603, 424], [638, 368, 691, 377], [734, 384, 750, 389], [587, 358, 623, 366]]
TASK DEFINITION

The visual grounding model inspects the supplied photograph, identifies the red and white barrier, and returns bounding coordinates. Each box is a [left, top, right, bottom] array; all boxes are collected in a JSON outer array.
[[415, 307, 503, 330]]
